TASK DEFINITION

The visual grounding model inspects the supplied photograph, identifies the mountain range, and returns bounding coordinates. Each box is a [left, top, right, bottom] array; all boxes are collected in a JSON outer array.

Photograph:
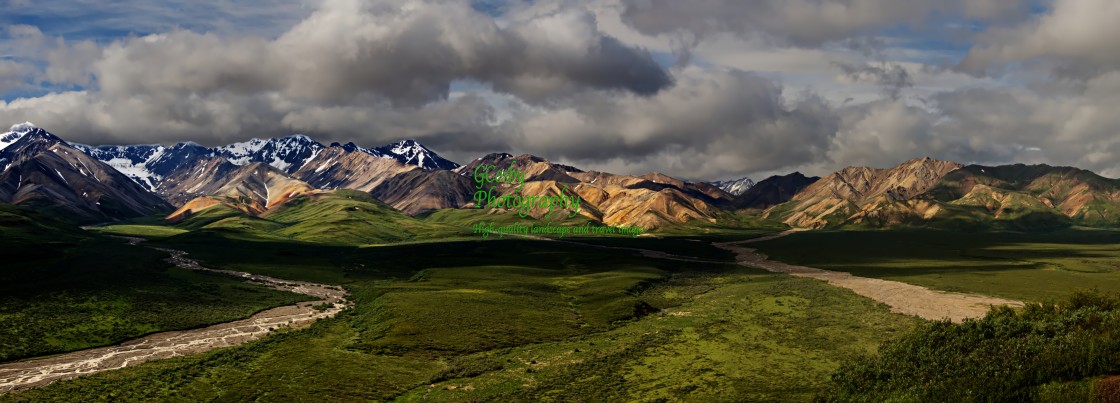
[[455, 153, 733, 228], [761, 157, 1120, 230], [4, 121, 1120, 232], [72, 135, 458, 191]]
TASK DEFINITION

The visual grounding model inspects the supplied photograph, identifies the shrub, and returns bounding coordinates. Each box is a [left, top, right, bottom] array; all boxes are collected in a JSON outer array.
[[825, 290, 1120, 402]]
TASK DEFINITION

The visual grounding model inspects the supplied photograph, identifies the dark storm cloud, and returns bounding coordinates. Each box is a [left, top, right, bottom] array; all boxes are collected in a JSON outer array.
[[487, 35, 672, 102], [834, 62, 914, 100]]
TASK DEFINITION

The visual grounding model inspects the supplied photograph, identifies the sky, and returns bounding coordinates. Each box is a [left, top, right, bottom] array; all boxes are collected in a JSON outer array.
[[1, 0, 1117, 181]]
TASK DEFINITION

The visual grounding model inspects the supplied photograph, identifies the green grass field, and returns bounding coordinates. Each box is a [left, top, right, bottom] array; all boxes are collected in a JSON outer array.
[[752, 228, 1120, 302], [3, 238, 918, 402], [10, 202, 1120, 400], [0, 208, 312, 362], [87, 224, 188, 238]]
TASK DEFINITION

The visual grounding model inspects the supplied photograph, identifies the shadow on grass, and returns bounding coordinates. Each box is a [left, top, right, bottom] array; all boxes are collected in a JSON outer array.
[[753, 229, 1120, 271]]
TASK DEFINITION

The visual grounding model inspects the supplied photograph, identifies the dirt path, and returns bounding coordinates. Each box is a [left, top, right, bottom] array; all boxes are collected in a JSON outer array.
[[715, 230, 1024, 323], [503, 230, 1023, 322], [0, 243, 350, 394]]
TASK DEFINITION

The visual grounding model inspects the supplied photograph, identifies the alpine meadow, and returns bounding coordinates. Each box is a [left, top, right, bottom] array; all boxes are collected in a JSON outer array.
[[3, 0, 1120, 401]]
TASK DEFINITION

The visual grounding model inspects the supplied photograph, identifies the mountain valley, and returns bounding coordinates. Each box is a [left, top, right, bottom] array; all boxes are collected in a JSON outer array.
[[5, 122, 1120, 401]]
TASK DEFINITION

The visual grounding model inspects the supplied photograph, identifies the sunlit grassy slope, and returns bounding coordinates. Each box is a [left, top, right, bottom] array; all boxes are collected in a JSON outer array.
[[94, 190, 466, 245]]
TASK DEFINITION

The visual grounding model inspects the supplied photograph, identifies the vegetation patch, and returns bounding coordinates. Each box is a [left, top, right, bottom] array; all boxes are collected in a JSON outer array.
[[826, 290, 1120, 402], [0, 236, 311, 362], [6, 240, 918, 401], [753, 228, 1120, 301]]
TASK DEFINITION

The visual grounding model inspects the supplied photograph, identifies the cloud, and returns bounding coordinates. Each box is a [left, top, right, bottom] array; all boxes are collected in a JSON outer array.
[[507, 68, 840, 180], [959, 0, 1120, 79], [931, 75, 1120, 176], [44, 38, 102, 86], [815, 74, 1120, 177], [0, 88, 516, 152], [0, 0, 671, 147], [80, 0, 670, 108], [4, 0, 1120, 182], [0, 24, 103, 90], [833, 62, 914, 99], [618, 0, 1026, 47], [0, 59, 34, 92]]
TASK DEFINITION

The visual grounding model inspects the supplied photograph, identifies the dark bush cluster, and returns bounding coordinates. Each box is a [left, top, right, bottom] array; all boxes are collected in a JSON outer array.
[[826, 290, 1120, 402]]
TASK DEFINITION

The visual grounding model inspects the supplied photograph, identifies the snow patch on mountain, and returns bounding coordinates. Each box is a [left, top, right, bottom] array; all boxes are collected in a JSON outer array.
[[214, 135, 324, 173], [371, 139, 460, 170], [1, 122, 39, 151], [331, 141, 383, 157], [709, 177, 755, 196], [71, 144, 169, 191], [215, 138, 268, 165]]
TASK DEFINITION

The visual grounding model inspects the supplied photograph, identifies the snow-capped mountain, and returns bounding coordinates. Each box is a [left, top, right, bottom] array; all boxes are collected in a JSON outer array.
[[144, 142, 215, 180], [71, 141, 220, 192], [46, 127, 461, 208], [213, 135, 324, 173], [330, 141, 380, 156], [709, 177, 755, 196], [0, 123, 170, 222], [371, 139, 460, 170], [70, 144, 167, 190], [75, 134, 457, 191], [0, 122, 42, 153], [1, 122, 66, 150], [328, 139, 460, 170]]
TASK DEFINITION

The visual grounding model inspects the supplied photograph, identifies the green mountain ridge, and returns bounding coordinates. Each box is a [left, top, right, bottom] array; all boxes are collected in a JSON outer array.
[[159, 190, 458, 245]]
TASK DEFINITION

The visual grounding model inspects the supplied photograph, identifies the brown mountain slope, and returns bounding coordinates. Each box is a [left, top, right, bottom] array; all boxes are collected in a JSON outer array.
[[293, 145, 478, 214], [293, 145, 418, 191], [924, 164, 1120, 226], [165, 144, 470, 217], [585, 184, 721, 228], [459, 153, 724, 228], [166, 163, 321, 220], [154, 157, 241, 206], [765, 157, 962, 228], [369, 169, 474, 215], [763, 160, 1120, 230]]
